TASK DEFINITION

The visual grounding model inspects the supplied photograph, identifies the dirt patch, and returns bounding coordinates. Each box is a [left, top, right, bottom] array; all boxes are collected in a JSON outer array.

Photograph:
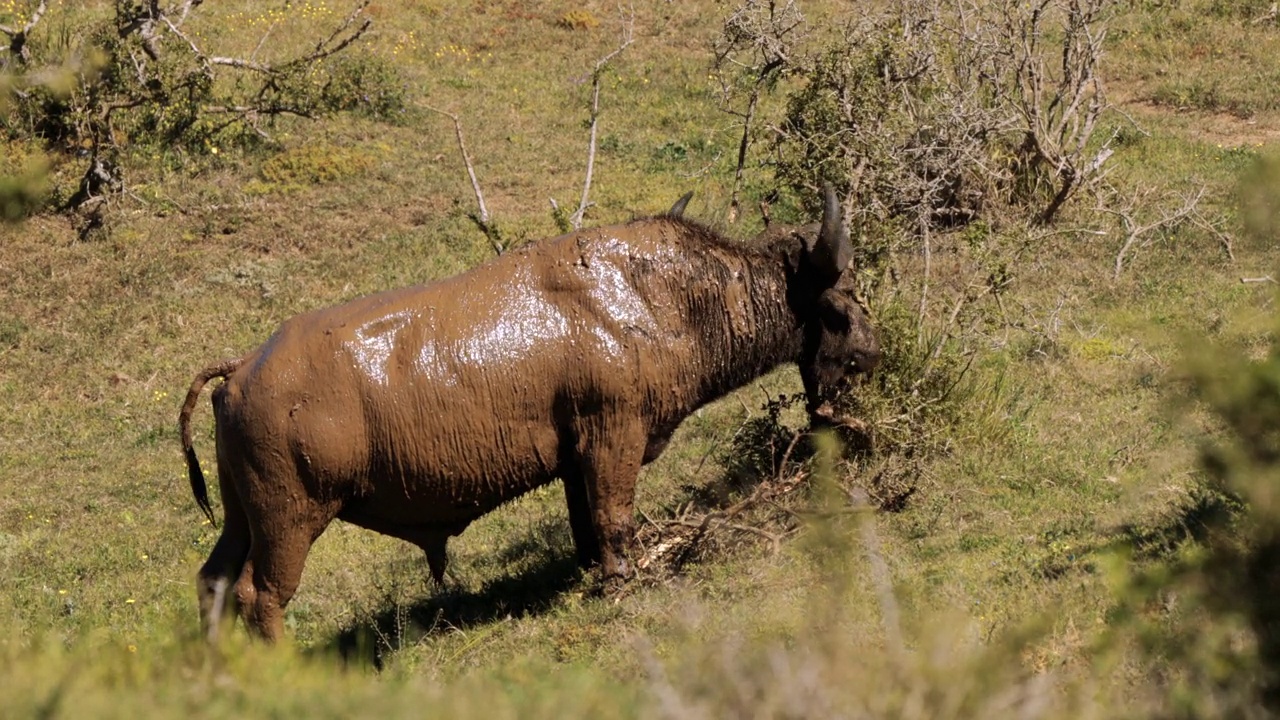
[[1111, 82, 1280, 147], [1131, 100, 1280, 147]]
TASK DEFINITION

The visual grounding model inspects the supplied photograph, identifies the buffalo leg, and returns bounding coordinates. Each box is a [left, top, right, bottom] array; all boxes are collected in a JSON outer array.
[[196, 470, 251, 643], [562, 471, 602, 568], [234, 491, 335, 642], [234, 524, 320, 642], [576, 415, 645, 582]]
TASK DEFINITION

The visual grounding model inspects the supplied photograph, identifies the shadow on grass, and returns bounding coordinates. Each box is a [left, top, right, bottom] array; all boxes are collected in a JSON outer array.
[[318, 429, 820, 670], [1114, 480, 1244, 561], [319, 550, 584, 669]]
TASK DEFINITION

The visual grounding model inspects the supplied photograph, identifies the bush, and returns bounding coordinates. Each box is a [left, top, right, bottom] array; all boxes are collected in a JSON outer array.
[[772, 0, 1113, 237], [320, 52, 409, 121], [258, 143, 376, 189], [556, 10, 600, 31], [0, 2, 395, 216]]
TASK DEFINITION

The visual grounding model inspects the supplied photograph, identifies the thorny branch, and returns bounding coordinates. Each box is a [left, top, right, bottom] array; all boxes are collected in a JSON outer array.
[[992, 0, 1114, 224], [569, 5, 635, 231]]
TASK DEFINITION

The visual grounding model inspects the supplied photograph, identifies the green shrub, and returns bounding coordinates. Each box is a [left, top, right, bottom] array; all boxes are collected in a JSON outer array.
[[320, 52, 409, 121], [827, 301, 992, 508], [0, 2, 386, 216], [258, 143, 376, 188], [556, 10, 600, 31]]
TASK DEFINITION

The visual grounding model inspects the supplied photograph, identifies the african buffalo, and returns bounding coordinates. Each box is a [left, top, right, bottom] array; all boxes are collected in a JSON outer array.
[[179, 186, 880, 641]]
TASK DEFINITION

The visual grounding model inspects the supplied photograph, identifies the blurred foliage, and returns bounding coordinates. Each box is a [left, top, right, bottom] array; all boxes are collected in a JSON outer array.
[[1089, 325, 1280, 718], [1239, 151, 1280, 244], [0, 150, 48, 222]]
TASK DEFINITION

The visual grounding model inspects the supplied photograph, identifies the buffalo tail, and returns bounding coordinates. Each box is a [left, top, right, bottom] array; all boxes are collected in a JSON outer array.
[[179, 358, 243, 527]]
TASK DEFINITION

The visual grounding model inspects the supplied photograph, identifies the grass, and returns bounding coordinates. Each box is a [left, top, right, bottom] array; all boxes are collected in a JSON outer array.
[[1111, 0, 1280, 117], [1, 0, 1279, 716]]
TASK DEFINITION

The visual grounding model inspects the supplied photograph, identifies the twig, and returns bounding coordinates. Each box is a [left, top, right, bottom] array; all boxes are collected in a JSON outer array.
[[1191, 205, 1235, 262], [773, 430, 804, 483], [692, 415, 753, 478], [569, 5, 635, 230], [918, 215, 931, 342], [1241, 275, 1277, 284], [174, 0, 204, 25], [289, 1, 373, 68], [425, 105, 502, 255], [1108, 184, 1205, 279], [637, 450, 810, 573]]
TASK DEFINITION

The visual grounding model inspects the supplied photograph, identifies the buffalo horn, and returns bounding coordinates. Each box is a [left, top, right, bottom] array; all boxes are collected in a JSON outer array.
[[811, 184, 853, 280], [667, 191, 694, 218]]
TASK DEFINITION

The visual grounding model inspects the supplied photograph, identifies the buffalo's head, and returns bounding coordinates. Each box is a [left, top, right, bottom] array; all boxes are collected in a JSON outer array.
[[783, 185, 881, 423]]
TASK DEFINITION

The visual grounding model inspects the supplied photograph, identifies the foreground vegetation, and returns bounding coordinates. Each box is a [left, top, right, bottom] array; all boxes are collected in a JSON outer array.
[[2, 0, 1279, 716]]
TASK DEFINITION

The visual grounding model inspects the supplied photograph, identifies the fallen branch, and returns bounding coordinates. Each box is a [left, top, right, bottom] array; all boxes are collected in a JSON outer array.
[[636, 451, 809, 573], [1107, 184, 1206, 280], [1241, 275, 1277, 284], [1252, 2, 1278, 24]]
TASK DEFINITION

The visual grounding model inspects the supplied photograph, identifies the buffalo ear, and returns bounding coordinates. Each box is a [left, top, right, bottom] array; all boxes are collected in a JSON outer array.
[[805, 184, 853, 283], [667, 191, 694, 218], [818, 289, 852, 332]]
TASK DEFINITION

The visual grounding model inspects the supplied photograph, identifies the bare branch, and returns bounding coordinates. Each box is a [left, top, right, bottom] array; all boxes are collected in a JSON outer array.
[[1106, 184, 1206, 279], [1253, 2, 1278, 24], [206, 56, 272, 73], [173, 0, 204, 25], [284, 1, 373, 70], [713, 0, 805, 222], [569, 5, 635, 230], [636, 464, 808, 573], [425, 105, 502, 256], [1191, 204, 1235, 263], [250, 10, 285, 65]]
